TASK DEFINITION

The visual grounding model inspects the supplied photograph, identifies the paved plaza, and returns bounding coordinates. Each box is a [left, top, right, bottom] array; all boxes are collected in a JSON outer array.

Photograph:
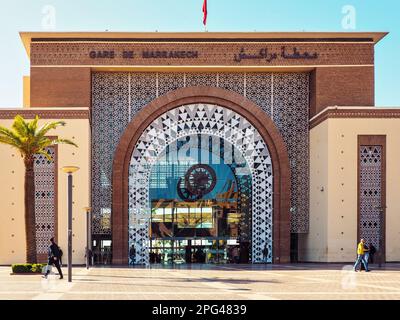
[[1, 264, 400, 300]]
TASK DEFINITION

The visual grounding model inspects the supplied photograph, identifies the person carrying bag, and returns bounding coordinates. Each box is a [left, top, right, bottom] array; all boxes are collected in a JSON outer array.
[[43, 237, 64, 279]]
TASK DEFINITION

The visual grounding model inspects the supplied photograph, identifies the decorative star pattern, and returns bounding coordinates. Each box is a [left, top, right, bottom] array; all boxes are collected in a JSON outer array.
[[34, 147, 56, 254], [91, 72, 310, 262], [128, 104, 273, 265], [359, 146, 383, 250]]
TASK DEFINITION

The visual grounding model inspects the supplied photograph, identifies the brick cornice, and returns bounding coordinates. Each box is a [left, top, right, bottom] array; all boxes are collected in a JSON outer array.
[[0, 109, 89, 119], [30, 42, 374, 67], [309, 108, 400, 129]]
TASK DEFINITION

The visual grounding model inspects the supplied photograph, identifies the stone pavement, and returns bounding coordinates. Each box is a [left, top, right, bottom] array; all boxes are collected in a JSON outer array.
[[1, 263, 400, 300]]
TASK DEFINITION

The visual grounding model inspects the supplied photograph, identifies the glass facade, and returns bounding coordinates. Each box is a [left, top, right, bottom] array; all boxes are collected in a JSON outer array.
[[128, 103, 273, 265], [147, 134, 252, 264]]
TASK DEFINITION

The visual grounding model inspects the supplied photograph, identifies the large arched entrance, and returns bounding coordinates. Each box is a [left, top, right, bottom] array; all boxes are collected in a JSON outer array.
[[129, 104, 272, 265], [112, 87, 290, 264]]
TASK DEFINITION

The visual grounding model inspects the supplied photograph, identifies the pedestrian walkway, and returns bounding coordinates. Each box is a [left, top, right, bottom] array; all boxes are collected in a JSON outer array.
[[1, 263, 400, 300]]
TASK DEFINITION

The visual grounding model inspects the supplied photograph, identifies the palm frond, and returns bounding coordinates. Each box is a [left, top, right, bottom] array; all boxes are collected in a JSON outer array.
[[0, 125, 18, 138], [0, 126, 23, 148], [35, 149, 54, 163], [28, 115, 39, 136], [51, 138, 78, 148], [0, 136, 21, 149], [12, 115, 29, 138], [26, 139, 50, 155], [1, 116, 77, 160], [35, 121, 66, 140], [35, 137, 54, 149]]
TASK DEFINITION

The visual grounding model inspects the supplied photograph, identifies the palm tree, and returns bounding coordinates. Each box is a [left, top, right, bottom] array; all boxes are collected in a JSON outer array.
[[0, 115, 77, 263]]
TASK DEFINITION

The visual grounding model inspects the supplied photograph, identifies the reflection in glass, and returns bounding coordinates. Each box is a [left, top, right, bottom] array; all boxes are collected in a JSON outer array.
[[149, 134, 252, 264]]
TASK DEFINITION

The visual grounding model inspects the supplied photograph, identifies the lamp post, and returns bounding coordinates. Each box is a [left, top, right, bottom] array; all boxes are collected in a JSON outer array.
[[83, 207, 92, 269], [61, 166, 80, 282]]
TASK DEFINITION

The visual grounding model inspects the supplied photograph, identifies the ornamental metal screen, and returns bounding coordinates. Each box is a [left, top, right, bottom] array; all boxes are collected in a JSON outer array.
[[128, 104, 273, 264], [91, 72, 310, 237], [34, 147, 56, 254], [359, 146, 383, 250]]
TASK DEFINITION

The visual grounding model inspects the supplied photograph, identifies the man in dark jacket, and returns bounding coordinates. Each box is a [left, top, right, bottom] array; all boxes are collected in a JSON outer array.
[[129, 245, 136, 265], [43, 237, 63, 279], [369, 243, 376, 264], [262, 245, 269, 263]]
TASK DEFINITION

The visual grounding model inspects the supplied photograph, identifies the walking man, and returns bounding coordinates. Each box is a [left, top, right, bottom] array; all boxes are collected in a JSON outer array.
[[43, 237, 64, 279], [262, 244, 269, 263], [353, 238, 370, 272], [129, 244, 136, 265], [369, 243, 376, 264]]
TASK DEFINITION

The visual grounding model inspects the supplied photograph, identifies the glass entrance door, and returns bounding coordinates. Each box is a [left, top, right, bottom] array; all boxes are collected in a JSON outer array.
[[148, 134, 252, 264], [148, 238, 241, 265]]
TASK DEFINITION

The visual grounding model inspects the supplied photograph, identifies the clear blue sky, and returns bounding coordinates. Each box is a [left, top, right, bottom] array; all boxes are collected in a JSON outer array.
[[0, 0, 398, 107]]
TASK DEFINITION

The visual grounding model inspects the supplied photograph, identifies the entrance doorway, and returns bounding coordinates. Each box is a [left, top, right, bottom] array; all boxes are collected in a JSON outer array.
[[150, 238, 239, 265], [127, 103, 277, 265], [92, 238, 112, 265], [147, 135, 252, 264], [149, 238, 248, 264]]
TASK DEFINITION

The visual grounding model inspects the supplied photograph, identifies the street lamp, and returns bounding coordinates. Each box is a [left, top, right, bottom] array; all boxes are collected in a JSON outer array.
[[83, 207, 92, 269], [61, 166, 80, 282]]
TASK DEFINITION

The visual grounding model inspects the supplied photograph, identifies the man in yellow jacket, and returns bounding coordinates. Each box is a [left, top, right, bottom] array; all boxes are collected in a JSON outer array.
[[353, 239, 370, 272]]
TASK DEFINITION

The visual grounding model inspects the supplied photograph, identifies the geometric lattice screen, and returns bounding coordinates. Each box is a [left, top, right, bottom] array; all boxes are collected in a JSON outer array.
[[128, 104, 273, 265], [359, 146, 383, 250], [91, 72, 310, 235], [34, 147, 56, 254]]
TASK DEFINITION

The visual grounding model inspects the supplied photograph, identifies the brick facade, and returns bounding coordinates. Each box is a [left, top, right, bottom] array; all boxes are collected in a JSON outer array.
[[30, 42, 374, 67], [21, 32, 386, 264], [310, 66, 375, 116], [29, 37, 377, 115], [30, 67, 91, 108]]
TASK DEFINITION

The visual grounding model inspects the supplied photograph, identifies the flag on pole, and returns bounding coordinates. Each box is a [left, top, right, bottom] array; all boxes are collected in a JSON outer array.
[[203, 0, 208, 26]]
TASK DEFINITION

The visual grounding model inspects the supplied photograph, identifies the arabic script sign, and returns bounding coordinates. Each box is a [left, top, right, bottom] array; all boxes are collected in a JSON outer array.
[[88, 46, 318, 63], [233, 46, 319, 63], [33, 41, 374, 67]]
